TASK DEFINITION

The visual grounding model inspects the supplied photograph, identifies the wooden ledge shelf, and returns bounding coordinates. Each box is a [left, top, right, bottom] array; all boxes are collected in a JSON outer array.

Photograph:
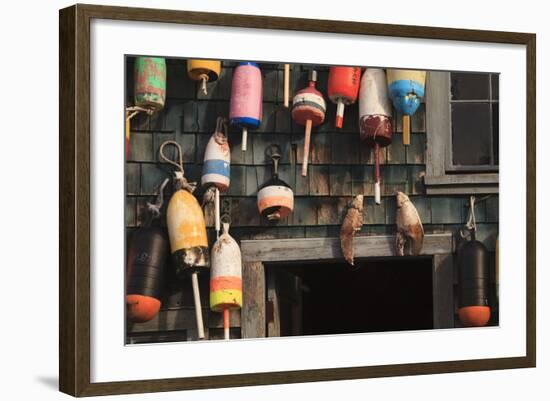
[[241, 233, 454, 263]]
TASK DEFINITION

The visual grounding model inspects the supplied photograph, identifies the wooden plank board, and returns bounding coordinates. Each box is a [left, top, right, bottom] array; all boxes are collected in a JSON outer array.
[[128, 308, 241, 333], [266, 271, 281, 337], [432, 253, 455, 329], [241, 262, 266, 338], [241, 233, 454, 263]]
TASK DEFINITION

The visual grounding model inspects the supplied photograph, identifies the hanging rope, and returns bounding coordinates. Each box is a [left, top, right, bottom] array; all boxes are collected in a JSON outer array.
[[146, 177, 170, 220], [461, 195, 477, 240], [159, 140, 196, 193]]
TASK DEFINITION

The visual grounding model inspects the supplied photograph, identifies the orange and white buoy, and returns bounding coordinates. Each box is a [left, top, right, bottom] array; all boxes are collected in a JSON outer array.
[[210, 220, 242, 340]]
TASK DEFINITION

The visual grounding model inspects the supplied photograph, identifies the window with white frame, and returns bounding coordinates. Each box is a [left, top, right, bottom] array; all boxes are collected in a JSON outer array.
[[425, 71, 499, 194]]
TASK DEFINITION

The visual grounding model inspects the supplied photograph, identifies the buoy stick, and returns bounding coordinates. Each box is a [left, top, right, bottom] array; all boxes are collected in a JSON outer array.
[[125, 111, 131, 159], [403, 115, 411, 145], [191, 272, 205, 339], [374, 142, 381, 204], [335, 99, 345, 129], [215, 187, 220, 239], [223, 308, 230, 340], [302, 119, 313, 177], [201, 76, 208, 96], [284, 64, 290, 108], [241, 127, 248, 152]]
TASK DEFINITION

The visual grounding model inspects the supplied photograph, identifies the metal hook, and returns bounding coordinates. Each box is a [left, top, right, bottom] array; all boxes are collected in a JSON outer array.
[[266, 144, 282, 177], [215, 116, 228, 134], [159, 140, 184, 175]]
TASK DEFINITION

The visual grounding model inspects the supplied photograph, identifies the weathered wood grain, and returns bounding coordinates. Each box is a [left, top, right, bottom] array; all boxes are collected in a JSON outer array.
[[128, 308, 242, 333], [241, 233, 454, 262], [267, 272, 281, 337], [241, 262, 266, 338], [432, 254, 455, 329]]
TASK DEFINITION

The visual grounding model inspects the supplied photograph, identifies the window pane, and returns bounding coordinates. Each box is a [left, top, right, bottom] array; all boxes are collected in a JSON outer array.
[[451, 103, 492, 165], [451, 72, 489, 100], [491, 74, 499, 100], [492, 103, 499, 164]]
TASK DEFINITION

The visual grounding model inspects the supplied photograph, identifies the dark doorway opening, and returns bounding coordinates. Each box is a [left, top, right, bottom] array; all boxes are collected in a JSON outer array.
[[267, 257, 434, 337]]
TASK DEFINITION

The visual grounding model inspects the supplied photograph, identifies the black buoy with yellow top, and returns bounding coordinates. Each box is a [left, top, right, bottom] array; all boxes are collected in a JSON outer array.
[[458, 196, 491, 327], [161, 140, 210, 339], [126, 178, 170, 323]]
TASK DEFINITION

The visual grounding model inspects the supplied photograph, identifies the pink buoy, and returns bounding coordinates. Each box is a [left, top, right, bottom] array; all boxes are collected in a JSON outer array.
[[229, 62, 263, 152]]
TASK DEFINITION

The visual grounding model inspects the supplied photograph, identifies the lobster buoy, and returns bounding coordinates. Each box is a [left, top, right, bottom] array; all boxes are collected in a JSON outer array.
[[210, 221, 242, 340], [458, 240, 491, 327], [202, 117, 230, 236], [126, 178, 170, 323], [328, 66, 361, 128], [386, 69, 426, 145], [202, 117, 230, 192], [187, 59, 221, 95], [161, 141, 209, 339], [292, 70, 326, 177], [126, 226, 169, 323], [127, 57, 167, 158], [134, 57, 167, 112], [229, 62, 263, 151], [359, 69, 393, 204], [257, 145, 294, 222]]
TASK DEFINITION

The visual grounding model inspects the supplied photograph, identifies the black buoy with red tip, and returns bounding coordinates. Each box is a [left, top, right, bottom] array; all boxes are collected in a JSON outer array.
[[126, 178, 170, 323], [458, 197, 491, 327]]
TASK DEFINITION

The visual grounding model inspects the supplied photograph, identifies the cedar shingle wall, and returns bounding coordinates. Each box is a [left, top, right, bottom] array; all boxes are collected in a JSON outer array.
[[126, 58, 498, 250]]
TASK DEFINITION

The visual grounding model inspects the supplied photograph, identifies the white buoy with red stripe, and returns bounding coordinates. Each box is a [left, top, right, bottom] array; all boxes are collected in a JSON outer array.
[[210, 220, 242, 340], [229, 62, 263, 151], [359, 69, 393, 204], [292, 70, 326, 176], [328, 66, 361, 128], [257, 146, 294, 222]]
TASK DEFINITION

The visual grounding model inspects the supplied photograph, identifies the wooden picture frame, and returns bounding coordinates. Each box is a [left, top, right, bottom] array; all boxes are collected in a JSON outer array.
[[59, 3, 536, 396]]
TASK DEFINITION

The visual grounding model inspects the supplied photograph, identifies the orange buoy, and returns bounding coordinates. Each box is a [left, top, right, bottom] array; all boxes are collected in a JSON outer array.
[[187, 59, 221, 95], [327, 66, 361, 128]]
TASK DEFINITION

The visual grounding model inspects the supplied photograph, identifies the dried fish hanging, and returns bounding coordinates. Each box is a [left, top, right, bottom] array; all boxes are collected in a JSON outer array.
[[126, 57, 167, 158], [161, 140, 209, 339], [257, 145, 294, 222], [458, 196, 491, 327], [340, 195, 364, 266], [201, 117, 230, 239], [126, 178, 170, 323], [210, 215, 242, 340]]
